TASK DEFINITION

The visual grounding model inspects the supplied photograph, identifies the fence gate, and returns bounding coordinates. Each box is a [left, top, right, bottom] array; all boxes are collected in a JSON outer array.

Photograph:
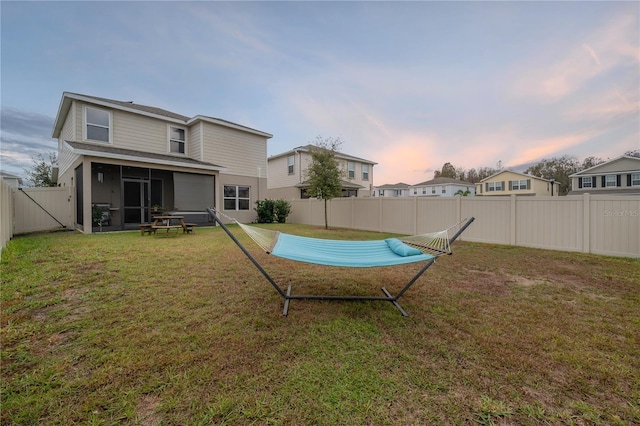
[[12, 187, 74, 235]]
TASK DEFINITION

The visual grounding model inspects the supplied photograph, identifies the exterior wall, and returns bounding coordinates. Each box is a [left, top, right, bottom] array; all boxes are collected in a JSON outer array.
[[266, 187, 301, 200], [217, 174, 266, 223], [268, 153, 301, 189], [409, 183, 476, 197], [268, 150, 374, 197], [373, 187, 409, 197], [202, 122, 267, 178], [570, 158, 640, 193], [58, 102, 79, 177], [583, 157, 639, 174], [287, 194, 640, 258], [189, 122, 203, 162], [71, 100, 198, 159], [477, 171, 557, 196], [336, 157, 373, 195]]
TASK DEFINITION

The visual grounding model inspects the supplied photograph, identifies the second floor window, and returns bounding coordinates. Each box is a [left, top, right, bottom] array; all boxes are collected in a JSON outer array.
[[348, 162, 355, 179], [85, 107, 111, 143], [486, 182, 504, 191], [170, 127, 186, 154], [605, 175, 617, 187], [510, 179, 530, 190], [632, 173, 640, 187], [223, 185, 250, 210], [362, 164, 369, 180], [287, 155, 294, 174], [580, 177, 593, 188]]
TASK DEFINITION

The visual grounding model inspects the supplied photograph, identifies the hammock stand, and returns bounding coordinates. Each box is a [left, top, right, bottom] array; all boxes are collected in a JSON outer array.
[[207, 208, 474, 316]]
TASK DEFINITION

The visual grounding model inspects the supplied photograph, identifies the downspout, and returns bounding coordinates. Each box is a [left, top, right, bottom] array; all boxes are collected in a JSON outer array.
[[295, 149, 302, 184]]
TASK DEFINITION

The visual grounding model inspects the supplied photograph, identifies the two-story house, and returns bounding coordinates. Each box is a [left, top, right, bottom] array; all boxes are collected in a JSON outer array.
[[267, 145, 376, 199], [476, 170, 560, 196], [569, 155, 640, 195], [409, 177, 475, 197], [372, 183, 411, 197], [52, 92, 272, 233]]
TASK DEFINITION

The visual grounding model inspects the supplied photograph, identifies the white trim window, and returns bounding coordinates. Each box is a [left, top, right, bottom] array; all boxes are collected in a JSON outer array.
[[510, 179, 530, 190], [84, 106, 111, 143], [287, 155, 294, 174], [486, 181, 504, 192], [632, 173, 640, 187], [362, 164, 369, 181], [223, 185, 250, 210], [348, 162, 355, 179], [169, 126, 186, 154], [605, 174, 617, 187], [580, 177, 593, 188]]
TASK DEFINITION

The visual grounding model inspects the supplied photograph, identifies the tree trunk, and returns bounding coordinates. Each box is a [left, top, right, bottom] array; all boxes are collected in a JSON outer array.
[[324, 198, 328, 230]]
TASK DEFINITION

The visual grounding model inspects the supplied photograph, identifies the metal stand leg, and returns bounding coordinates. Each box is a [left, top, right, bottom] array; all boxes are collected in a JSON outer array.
[[283, 285, 292, 316]]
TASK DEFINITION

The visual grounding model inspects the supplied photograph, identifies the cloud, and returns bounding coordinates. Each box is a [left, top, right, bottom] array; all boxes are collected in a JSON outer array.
[[507, 132, 598, 166], [582, 44, 601, 66], [564, 84, 640, 122], [510, 12, 639, 102], [0, 107, 57, 177]]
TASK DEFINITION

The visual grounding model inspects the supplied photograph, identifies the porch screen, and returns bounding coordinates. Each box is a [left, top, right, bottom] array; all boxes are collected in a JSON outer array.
[[173, 173, 214, 211]]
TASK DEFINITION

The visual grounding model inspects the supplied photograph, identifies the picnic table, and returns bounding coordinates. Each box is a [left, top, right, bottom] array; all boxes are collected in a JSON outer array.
[[140, 215, 197, 235]]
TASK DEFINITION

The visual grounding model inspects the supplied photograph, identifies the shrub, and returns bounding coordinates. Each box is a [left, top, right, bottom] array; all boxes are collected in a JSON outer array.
[[255, 199, 292, 223], [255, 199, 275, 223], [274, 199, 292, 223]]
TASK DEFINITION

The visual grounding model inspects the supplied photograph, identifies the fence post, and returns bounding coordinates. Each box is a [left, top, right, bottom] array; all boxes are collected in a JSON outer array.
[[379, 197, 383, 233], [510, 194, 517, 245], [351, 196, 355, 230], [413, 196, 418, 235], [582, 193, 590, 253]]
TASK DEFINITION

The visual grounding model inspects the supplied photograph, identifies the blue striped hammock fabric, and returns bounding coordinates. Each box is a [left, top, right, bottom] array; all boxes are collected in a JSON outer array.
[[235, 222, 453, 268], [270, 233, 435, 267]]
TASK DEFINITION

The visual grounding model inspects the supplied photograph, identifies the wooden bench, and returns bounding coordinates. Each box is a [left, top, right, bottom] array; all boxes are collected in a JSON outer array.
[[140, 223, 155, 236], [182, 223, 197, 234], [152, 225, 182, 234]]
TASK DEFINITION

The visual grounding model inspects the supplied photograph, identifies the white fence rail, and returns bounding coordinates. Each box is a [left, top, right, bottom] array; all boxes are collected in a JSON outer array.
[[289, 195, 640, 258]]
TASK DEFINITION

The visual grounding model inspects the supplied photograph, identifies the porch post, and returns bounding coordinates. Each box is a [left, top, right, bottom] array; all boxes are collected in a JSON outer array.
[[83, 161, 92, 234]]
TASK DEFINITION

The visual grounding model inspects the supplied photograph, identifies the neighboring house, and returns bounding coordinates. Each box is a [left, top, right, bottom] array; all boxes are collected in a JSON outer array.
[[267, 145, 377, 199], [52, 92, 272, 233], [476, 170, 560, 196], [372, 183, 411, 197], [0, 172, 23, 188], [409, 177, 475, 197], [568, 155, 640, 195]]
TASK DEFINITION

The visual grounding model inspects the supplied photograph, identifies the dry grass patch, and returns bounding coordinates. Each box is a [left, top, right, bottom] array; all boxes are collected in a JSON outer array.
[[1, 225, 639, 425]]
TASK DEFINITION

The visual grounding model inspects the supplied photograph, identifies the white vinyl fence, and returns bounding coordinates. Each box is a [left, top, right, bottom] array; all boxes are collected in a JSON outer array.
[[1, 178, 74, 251], [0, 178, 13, 250], [1, 180, 638, 258], [289, 194, 640, 258]]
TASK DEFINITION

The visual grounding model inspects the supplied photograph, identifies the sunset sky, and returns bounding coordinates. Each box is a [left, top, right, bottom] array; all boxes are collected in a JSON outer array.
[[1, 1, 638, 185]]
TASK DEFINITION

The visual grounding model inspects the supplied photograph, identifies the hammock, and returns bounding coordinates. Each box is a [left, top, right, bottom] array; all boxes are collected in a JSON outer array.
[[207, 208, 474, 316]]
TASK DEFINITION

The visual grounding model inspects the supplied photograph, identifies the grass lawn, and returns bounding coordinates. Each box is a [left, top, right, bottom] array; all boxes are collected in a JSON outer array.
[[1, 224, 639, 425]]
